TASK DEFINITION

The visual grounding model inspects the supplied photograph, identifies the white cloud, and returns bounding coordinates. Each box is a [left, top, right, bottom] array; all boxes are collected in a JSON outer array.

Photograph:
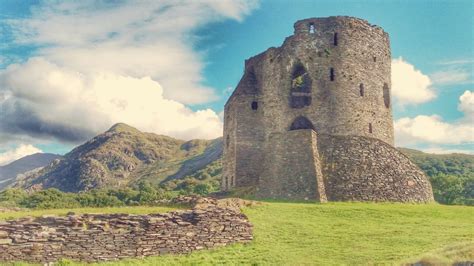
[[0, 0, 259, 143], [0, 144, 42, 166], [391, 57, 436, 105], [430, 69, 471, 85], [0, 58, 223, 141], [4, 0, 258, 104], [458, 90, 474, 120], [395, 90, 474, 147]]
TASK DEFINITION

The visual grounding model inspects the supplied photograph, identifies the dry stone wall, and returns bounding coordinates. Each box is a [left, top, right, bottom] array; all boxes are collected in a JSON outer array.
[[0, 200, 253, 264], [318, 134, 433, 202]]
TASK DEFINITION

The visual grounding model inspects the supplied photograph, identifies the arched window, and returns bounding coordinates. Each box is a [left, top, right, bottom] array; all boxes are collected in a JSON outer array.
[[330, 68, 335, 81], [333, 32, 338, 46], [383, 83, 390, 108], [289, 116, 315, 131], [290, 63, 312, 108], [309, 23, 315, 34], [359, 83, 364, 97]]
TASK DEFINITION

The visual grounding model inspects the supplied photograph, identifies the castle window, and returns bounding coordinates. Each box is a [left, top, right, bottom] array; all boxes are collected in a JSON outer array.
[[226, 134, 230, 147], [334, 32, 338, 46], [330, 68, 335, 81], [369, 123, 373, 133], [309, 23, 315, 34], [383, 83, 390, 108], [373, 56, 377, 62], [251, 101, 258, 110], [359, 83, 364, 96], [290, 63, 312, 108], [290, 116, 315, 131]]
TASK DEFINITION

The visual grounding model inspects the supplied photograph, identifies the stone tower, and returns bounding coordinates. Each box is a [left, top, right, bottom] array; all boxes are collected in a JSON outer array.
[[223, 16, 433, 202]]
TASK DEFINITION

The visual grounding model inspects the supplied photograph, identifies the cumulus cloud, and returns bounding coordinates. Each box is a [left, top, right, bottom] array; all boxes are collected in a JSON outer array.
[[395, 90, 474, 147], [0, 0, 259, 143], [4, 0, 258, 104], [0, 58, 223, 142], [391, 57, 436, 105], [0, 144, 42, 166]]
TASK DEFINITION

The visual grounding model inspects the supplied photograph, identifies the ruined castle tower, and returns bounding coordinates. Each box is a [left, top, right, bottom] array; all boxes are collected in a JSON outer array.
[[223, 16, 433, 202]]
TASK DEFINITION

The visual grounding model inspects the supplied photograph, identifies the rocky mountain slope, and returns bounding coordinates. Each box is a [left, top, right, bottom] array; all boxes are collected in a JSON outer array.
[[0, 153, 62, 190], [15, 123, 222, 192]]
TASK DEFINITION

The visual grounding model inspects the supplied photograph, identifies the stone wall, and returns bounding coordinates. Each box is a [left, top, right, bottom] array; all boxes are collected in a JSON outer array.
[[0, 201, 253, 264], [318, 134, 434, 202], [257, 130, 327, 201]]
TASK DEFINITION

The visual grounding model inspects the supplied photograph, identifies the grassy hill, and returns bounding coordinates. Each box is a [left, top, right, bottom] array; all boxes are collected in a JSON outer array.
[[14, 123, 222, 192], [399, 148, 474, 177], [5, 201, 473, 265]]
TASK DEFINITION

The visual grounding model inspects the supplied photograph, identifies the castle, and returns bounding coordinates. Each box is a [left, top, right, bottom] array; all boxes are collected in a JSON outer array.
[[222, 16, 434, 202]]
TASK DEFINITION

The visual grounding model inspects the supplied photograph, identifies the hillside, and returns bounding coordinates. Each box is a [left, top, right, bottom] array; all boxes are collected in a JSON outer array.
[[14, 123, 222, 192], [399, 148, 474, 177], [0, 153, 62, 190], [2, 202, 472, 265]]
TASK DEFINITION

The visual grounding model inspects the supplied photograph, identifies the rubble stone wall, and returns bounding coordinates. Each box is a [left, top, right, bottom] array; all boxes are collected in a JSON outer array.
[[318, 134, 433, 202], [0, 203, 253, 264]]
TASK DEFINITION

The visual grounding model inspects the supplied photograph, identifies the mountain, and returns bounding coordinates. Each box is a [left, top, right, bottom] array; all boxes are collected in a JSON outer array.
[[14, 123, 223, 192], [0, 153, 62, 190]]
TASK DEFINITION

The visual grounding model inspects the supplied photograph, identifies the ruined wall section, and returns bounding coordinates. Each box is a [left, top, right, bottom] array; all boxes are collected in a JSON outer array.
[[318, 134, 434, 202], [0, 203, 253, 264], [257, 130, 327, 201], [223, 57, 266, 191]]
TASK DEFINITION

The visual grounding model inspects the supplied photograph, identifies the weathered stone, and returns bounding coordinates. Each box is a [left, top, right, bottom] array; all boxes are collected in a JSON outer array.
[[0, 198, 253, 263], [222, 16, 434, 203]]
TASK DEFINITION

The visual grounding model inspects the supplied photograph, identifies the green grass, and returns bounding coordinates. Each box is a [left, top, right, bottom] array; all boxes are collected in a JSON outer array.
[[5, 202, 474, 265], [0, 206, 178, 221]]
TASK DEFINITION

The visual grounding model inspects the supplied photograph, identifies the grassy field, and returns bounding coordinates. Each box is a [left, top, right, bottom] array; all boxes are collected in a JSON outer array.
[[5, 202, 474, 265]]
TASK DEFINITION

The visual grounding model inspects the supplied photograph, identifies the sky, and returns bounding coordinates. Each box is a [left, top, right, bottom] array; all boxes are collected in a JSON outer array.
[[0, 0, 472, 165]]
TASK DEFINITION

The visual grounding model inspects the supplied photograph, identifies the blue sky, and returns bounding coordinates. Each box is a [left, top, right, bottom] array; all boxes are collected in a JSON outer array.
[[0, 0, 472, 164]]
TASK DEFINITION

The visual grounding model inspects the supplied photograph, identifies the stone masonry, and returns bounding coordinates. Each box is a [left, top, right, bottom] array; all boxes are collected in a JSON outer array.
[[0, 198, 253, 264], [223, 16, 434, 202]]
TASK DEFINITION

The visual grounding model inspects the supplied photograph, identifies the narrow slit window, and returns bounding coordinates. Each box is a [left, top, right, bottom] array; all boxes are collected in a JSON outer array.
[[309, 23, 315, 34], [330, 68, 335, 81], [369, 123, 373, 133], [373, 56, 377, 62], [251, 101, 258, 110], [334, 32, 338, 46], [383, 83, 390, 108], [359, 84, 364, 96]]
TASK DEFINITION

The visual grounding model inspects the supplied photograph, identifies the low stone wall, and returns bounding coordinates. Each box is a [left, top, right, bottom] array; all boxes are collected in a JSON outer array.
[[0, 200, 253, 264]]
